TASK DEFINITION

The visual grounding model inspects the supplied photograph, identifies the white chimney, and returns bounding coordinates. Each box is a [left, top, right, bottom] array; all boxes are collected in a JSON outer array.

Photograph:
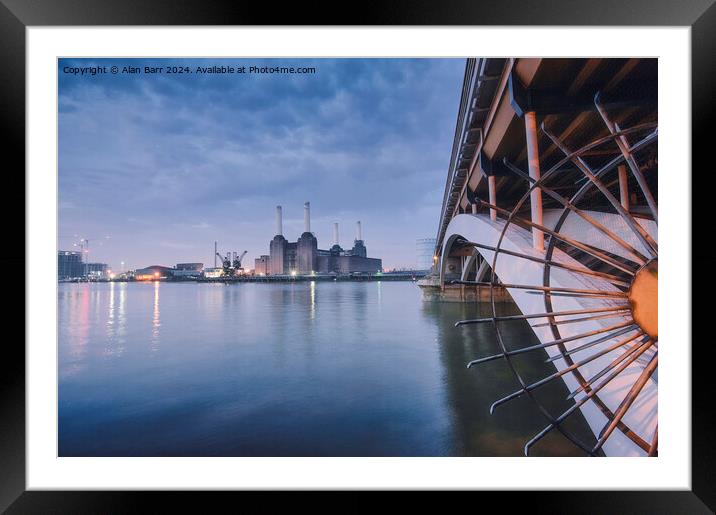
[[276, 205, 283, 236], [304, 202, 311, 233], [356, 220, 362, 241], [333, 222, 339, 246]]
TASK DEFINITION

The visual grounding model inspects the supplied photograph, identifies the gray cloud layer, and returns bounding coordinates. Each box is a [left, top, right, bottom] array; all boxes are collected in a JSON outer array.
[[59, 58, 464, 270]]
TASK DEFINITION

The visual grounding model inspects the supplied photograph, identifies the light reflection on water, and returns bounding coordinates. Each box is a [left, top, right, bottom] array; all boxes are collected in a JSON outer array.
[[151, 281, 161, 351], [58, 281, 593, 456]]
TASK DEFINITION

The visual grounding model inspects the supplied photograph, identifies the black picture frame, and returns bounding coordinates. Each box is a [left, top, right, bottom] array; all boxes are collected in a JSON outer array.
[[1, 1, 712, 512]]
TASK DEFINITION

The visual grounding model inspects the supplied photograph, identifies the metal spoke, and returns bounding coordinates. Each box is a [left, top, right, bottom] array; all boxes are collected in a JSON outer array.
[[489, 331, 644, 413], [475, 199, 639, 275], [541, 123, 658, 255], [457, 306, 630, 326], [465, 241, 632, 287], [523, 340, 653, 456], [647, 425, 658, 457], [540, 123, 657, 185], [545, 330, 643, 365], [526, 291, 628, 300], [564, 335, 651, 398], [467, 323, 636, 367], [537, 123, 657, 212], [448, 280, 626, 297], [530, 310, 631, 328], [595, 93, 658, 223], [591, 352, 658, 453], [502, 159, 653, 263], [458, 104, 658, 456]]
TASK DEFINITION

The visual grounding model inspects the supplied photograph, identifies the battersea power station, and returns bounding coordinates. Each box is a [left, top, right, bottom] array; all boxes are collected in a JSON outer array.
[[261, 202, 382, 275]]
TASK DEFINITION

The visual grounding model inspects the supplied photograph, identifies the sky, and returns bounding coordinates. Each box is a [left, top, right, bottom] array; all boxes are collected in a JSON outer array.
[[58, 58, 465, 271]]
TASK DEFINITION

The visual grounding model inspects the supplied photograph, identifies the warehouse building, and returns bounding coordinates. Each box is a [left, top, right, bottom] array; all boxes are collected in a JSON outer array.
[[134, 265, 174, 281], [173, 262, 204, 278]]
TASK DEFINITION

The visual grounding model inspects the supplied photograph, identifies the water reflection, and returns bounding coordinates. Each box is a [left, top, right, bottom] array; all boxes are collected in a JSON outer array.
[[100, 281, 128, 358], [59, 281, 594, 457], [352, 282, 367, 324], [151, 281, 161, 351], [421, 300, 594, 456], [302, 283, 316, 359], [64, 284, 90, 367], [118, 282, 126, 350], [107, 281, 115, 331], [105, 281, 116, 356]]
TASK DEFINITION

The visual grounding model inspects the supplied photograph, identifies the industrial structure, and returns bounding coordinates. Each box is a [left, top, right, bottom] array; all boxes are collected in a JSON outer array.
[[58, 250, 109, 280], [427, 58, 658, 457], [416, 238, 437, 271], [268, 202, 382, 275], [254, 255, 270, 276], [214, 249, 248, 277]]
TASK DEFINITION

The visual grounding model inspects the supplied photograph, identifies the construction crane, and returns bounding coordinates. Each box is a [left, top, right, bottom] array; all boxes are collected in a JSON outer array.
[[214, 248, 248, 276], [72, 235, 111, 276], [233, 251, 248, 271], [215, 252, 232, 276]]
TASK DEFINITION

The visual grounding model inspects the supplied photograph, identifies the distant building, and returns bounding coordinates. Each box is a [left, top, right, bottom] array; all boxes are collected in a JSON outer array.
[[269, 236, 287, 275], [268, 203, 382, 275], [174, 263, 204, 278], [85, 262, 109, 279], [254, 255, 270, 275], [176, 263, 203, 271], [203, 267, 223, 278], [58, 251, 110, 280], [416, 238, 437, 270], [297, 227, 318, 273], [134, 265, 174, 281], [58, 251, 84, 279]]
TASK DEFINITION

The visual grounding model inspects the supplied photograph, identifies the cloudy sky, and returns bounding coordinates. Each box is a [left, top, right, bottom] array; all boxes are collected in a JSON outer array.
[[58, 58, 465, 271]]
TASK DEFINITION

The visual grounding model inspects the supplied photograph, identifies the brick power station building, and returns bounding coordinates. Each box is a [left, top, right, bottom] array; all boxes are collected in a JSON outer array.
[[264, 202, 382, 275]]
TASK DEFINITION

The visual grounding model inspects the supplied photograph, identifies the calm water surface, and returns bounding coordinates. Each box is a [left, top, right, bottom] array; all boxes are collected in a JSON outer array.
[[59, 281, 593, 456]]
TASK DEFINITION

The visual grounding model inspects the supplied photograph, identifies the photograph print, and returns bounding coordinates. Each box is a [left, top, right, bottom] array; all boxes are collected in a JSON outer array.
[[58, 57, 658, 457]]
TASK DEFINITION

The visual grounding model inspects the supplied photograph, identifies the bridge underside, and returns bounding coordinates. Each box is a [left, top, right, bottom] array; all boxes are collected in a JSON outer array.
[[435, 58, 657, 250]]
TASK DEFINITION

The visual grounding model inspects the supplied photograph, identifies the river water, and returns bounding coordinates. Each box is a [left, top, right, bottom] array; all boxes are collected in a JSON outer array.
[[58, 281, 594, 456]]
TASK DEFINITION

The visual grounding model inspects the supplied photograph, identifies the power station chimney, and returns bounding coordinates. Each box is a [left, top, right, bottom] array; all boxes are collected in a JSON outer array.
[[304, 202, 311, 233], [275, 205, 283, 236], [333, 222, 339, 246], [356, 220, 362, 241]]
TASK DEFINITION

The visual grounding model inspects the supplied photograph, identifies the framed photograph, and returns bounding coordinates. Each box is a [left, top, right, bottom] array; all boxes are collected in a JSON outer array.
[[3, 0, 712, 511]]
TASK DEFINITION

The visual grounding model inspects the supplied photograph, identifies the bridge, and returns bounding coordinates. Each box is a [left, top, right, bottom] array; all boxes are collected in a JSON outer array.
[[428, 59, 658, 456]]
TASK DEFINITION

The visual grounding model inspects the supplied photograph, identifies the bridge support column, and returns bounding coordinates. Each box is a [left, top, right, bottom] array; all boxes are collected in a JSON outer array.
[[618, 164, 630, 211], [475, 258, 489, 282], [488, 175, 497, 221], [524, 111, 544, 251], [461, 251, 476, 281]]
